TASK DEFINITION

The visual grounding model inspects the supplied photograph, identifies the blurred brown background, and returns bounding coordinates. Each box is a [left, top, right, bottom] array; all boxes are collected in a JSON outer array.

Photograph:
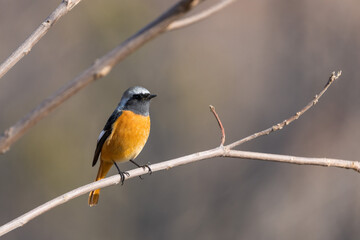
[[1, 0, 360, 239]]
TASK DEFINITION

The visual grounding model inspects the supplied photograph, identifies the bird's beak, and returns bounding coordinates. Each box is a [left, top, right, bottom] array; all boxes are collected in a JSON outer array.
[[148, 94, 157, 99]]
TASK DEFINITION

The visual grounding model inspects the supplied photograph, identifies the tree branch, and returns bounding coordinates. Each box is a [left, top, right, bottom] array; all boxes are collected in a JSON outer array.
[[167, 0, 237, 31], [0, 0, 82, 80], [1, 147, 358, 237], [225, 150, 360, 172], [0, 70, 356, 237], [0, 0, 207, 154]]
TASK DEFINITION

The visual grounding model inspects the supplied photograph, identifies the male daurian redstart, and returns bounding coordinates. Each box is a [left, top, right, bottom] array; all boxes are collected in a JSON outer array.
[[88, 86, 156, 206]]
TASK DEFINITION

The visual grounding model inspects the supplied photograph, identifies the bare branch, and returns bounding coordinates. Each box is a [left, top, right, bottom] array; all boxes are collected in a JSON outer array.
[[0, 0, 205, 154], [0, 0, 82, 80], [210, 105, 226, 146], [225, 150, 360, 173], [1, 146, 358, 236], [0, 147, 222, 236], [226, 71, 342, 149], [167, 0, 237, 31]]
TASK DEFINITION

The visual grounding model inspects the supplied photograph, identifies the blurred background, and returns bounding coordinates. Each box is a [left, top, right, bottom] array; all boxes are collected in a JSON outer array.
[[1, 0, 360, 239]]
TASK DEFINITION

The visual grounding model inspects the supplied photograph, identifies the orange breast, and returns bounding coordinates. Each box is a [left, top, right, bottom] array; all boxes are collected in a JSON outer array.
[[100, 110, 150, 163]]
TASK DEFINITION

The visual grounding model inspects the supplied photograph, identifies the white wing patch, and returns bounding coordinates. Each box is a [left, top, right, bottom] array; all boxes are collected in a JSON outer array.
[[97, 130, 105, 142]]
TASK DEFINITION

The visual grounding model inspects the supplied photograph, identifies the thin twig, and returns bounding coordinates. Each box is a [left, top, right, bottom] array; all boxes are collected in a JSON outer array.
[[0, 0, 206, 154], [0, 146, 358, 237], [0, 0, 82, 80], [226, 71, 342, 149], [210, 105, 226, 145], [167, 0, 237, 31]]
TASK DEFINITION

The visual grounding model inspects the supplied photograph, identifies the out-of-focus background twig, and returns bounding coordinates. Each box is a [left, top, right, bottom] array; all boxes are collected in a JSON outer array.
[[0, 0, 360, 239], [0, 0, 82, 80]]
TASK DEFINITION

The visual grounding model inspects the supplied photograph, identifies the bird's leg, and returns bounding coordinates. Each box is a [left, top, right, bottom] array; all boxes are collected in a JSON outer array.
[[112, 161, 129, 185], [130, 160, 152, 175]]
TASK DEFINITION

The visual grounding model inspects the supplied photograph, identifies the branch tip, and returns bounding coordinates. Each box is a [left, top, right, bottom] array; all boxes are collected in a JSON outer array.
[[326, 70, 342, 87], [209, 105, 225, 146]]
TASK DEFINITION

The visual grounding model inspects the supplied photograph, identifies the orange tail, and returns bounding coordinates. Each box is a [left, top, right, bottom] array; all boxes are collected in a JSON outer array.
[[88, 161, 113, 207]]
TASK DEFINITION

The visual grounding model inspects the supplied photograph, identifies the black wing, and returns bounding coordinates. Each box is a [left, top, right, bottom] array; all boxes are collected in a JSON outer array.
[[92, 110, 123, 166], [92, 130, 111, 166]]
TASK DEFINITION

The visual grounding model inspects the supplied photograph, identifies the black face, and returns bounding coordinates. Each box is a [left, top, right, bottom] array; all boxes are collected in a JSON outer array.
[[131, 93, 157, 101]]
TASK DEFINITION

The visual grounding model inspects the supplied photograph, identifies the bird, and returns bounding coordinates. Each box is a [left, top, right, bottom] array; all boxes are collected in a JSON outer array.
[[88, 86, 156, 207]]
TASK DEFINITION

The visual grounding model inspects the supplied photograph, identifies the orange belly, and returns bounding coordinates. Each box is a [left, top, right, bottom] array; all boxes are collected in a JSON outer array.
[[100, 110, 150, 163]]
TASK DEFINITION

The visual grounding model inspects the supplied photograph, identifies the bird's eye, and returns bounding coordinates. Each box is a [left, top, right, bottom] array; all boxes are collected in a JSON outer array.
[[133, 94, 141, 100]]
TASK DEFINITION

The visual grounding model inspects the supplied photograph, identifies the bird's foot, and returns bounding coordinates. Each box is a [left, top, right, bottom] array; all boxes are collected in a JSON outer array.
[[113, 161, 129, 185], [119, 171, 130, 185], [141, 163, 152, 175], [130, 160, 152, 175]]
